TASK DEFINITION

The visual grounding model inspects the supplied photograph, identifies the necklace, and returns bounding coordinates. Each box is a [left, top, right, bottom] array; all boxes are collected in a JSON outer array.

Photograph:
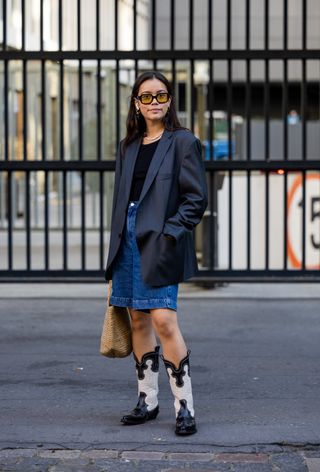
[[143, 130, 164, 142]]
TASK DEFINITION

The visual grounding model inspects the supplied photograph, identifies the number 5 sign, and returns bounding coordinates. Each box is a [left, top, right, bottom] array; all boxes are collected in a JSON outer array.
[[287, 174, 320, 269]]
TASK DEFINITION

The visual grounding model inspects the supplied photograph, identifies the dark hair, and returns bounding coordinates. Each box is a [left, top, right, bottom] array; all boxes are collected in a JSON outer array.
[[123, 70, 187, 152]]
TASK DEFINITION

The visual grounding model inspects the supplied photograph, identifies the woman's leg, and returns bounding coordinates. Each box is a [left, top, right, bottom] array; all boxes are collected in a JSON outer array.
[[121, 309, 160, 425], [129, 309, 157, 361], [150, 308, 197, 435], [150, 308, 187, 366]]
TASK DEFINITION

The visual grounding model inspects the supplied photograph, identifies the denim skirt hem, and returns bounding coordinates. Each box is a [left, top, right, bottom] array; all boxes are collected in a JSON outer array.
[[109, 295, 177, 312], [110, 201, 178, 315]]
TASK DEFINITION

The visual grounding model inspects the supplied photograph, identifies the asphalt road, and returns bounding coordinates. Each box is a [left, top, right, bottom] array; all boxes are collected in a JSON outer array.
[[1, 294, 320, 452], [1, 288, 320, 471]]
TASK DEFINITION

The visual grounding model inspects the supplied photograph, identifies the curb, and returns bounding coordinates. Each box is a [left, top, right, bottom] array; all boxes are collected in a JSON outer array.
[[1, 282, 320, 299]]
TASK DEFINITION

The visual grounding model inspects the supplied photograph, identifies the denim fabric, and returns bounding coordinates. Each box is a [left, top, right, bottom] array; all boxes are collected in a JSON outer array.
[[109, 201, 178, 314]]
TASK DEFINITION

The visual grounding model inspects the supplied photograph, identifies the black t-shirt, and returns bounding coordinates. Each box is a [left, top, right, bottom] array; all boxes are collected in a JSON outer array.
[[129, 139, 160, 201]]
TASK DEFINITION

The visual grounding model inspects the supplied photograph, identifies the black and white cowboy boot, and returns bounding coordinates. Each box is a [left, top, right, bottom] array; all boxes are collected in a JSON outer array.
[[161, 349, 197, 435], [121, 346, 160, 425]]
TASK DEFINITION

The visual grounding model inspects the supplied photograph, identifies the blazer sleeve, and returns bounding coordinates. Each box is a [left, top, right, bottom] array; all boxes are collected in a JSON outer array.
[[162, 137, 208, 242], [110, 140, 124, 220]]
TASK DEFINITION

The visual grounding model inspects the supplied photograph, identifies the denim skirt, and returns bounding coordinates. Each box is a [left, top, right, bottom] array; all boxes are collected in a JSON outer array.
[[109, 201, 179, 314]]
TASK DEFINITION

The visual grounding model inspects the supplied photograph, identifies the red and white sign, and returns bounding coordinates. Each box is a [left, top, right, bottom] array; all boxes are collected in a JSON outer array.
[[287, 174, 320, 269]]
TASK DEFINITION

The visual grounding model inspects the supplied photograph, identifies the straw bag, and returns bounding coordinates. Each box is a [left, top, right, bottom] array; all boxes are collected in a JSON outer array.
[[100, 280, 132, 358]]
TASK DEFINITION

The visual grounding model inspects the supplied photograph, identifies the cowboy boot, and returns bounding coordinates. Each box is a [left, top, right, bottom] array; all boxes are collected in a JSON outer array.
[[121, 345, 160, 425], [161, 349, 197, 435]]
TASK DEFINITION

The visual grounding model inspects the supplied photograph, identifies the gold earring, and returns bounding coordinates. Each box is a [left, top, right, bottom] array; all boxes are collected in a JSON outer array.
[[136, 107, 140, 115]]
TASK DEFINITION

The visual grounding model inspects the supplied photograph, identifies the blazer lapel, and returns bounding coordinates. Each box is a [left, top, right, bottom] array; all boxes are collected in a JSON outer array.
[[122, 136, 142, 205], [139, 129, 173, 203]]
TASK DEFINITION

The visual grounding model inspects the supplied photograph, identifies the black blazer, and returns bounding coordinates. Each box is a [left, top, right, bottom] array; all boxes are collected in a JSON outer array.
[[104, 128, 208, 286]]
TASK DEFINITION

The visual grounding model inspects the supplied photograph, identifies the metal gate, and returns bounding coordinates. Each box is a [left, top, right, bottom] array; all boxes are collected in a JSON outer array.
[[0, 0, 320, 283]]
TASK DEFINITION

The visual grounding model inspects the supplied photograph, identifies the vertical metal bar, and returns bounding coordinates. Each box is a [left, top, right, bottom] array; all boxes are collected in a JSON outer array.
[[246, 59, 251, 160], [44, 171, 49, 269], [265, 0, 269, 50], [152, 0, 156, 51], [301, 170, 306, 269], [209, 171, 215, 269], [115, 0, 118, 50], [208, 60, 214, 160], [171, 0, 175, 51], [135, 58, 138, 78], [189, 0, 193, 50], [40, 0, 44, 50], [59, 0, 62, 50], [171, 59, 176, 98], [265, 171, 269, 269], [23, 60, 27, 161], [208, 0, 212, 50], [171, 59, 176, 130], [79, 60, 83, 161], [227, 59, 232, 160], [97, 60, 102, 161], [227, 0, 231, 50], [81, 171, 86, 270], [7, 172, 12, 269], [190, 59, 195, 133], [302, 0, 307, 164], [25, 171, 31, 270], [283, 59, 288, 161], [283, 0, 288, 50], [283, 171, 288, 269], [264, 59, 270, 160], [228, 170, 233, 269], [3, 0, 7, 49], [59, 61, 64, 160], [246, 0, 250, 50], [264, 1, 269, 161], [63, 170, 67, 269], [99, 171, 104, 269], [152, 0, 157, 68], [247, 170, 251, 269], [283, 0, 288, 262], [301, 58, 307, 161], [21, 0, 25, 50], [302, 0, 307, 50], [133, 0, 137, 51], [58, 0, 64, 165], [41, 60, 46, 161], [213, 172, 219, 269], [59, 1, 64, 161], [96, 0, 100, 50], [77, 0, 81, 50], [4, 60, 8, 161], [115, 60, 120, 153]]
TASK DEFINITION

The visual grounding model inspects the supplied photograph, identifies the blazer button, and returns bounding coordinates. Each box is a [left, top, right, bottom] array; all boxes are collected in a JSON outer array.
[[118, 232, 122, 238]]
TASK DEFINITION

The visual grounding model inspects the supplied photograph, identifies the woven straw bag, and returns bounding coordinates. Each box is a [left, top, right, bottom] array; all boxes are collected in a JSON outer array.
[[100, 280, 132, 358]]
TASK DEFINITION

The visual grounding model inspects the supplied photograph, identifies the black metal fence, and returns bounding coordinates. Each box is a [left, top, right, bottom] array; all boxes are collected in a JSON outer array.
[[0, 0, 319, 282]]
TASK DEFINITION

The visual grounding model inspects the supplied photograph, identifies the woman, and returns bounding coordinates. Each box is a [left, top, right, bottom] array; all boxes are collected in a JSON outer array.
[[104, 70, 208, 435]]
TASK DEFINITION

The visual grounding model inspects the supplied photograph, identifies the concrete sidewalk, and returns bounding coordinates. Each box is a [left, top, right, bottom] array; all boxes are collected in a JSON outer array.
[[0, 281, 319, 299], [1, 284, 320, 471]]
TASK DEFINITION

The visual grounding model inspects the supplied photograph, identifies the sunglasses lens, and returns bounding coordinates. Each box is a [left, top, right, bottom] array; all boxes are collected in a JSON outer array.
[[157, 93, 169, 103], [138, 92, 169, 104], [140, 94, 153, 104]]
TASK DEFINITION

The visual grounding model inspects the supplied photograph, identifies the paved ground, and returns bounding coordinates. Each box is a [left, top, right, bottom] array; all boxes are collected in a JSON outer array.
[[1, 283, 320, 471]]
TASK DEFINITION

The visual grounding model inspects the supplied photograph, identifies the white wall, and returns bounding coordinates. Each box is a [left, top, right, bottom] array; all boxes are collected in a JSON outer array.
[[217, 172, 320, 270]]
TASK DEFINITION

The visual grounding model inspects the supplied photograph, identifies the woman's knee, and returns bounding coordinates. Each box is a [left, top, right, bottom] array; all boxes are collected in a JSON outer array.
[[151, 310, 177, 338], [129, 309, 152, 332]]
